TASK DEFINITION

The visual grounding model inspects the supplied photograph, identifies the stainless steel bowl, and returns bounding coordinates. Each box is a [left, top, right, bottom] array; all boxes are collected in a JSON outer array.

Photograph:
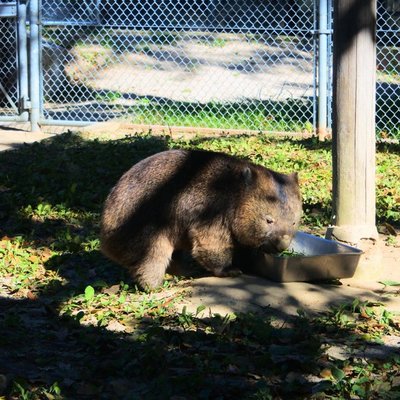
[[250, 231, 363, 282]]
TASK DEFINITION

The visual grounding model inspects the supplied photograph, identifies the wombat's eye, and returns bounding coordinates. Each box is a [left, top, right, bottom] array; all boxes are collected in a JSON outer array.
[[266, 215, 275, 224]]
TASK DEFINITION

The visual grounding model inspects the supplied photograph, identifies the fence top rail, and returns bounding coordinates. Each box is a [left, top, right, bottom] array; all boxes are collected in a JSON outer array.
[[0, 2, 17, 17], [41, 20, 316, 33]]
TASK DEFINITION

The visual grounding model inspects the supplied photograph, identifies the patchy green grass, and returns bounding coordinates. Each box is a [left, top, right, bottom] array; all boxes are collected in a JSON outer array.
[[129, 100, 315, 134], [0, 132, 399, 399]]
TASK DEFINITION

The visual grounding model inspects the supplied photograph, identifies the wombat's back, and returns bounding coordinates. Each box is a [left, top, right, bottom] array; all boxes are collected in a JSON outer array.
[[101, 150, 187, 232], [101, 149, 245, 240]]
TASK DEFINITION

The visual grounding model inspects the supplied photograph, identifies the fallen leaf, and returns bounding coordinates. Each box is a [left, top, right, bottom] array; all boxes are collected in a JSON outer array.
[[360, 308, 371, 319], [28, 255, 40, 263], [382, 222, 397, 236], [106, 320, 127, 333], [103, 284, 120, 295], [320, 368, 332, 379], [27, 291, 38, 301], [342, 365, 353, 375], [324, 345, 350, 361], [40, 248, 53, 262], [247, 373, 262, 380]]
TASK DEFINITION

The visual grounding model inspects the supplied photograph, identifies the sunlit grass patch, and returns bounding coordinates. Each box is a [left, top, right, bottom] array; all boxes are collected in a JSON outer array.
[[59, 280, 187, 330], [0, 236, 63, 295]]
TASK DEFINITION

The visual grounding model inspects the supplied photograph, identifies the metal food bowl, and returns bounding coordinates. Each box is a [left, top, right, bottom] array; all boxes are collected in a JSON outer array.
[[249, 231, 363, 282]]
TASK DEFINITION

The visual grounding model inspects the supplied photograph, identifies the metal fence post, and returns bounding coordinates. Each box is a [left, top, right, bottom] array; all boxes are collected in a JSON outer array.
[[17, 0, 29, 122], [317, 0, 329, 140], [29, 0, 41, 131]]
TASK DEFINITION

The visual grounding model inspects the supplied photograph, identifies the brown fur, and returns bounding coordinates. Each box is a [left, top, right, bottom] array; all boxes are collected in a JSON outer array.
[[100, 149, 302, 289]]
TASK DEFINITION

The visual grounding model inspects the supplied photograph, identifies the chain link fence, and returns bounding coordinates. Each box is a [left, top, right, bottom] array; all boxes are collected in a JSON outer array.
[[0, 1, 399, 139], [0, 1, 18, 117], [40, 0, 316, 133], [376, 1, 400, 139]]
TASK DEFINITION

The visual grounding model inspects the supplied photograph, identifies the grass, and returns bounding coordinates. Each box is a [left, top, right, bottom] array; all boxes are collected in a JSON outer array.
[[0, 132, 399, 399], [129, 99, 400, 140], [130, 100, 315, 134]]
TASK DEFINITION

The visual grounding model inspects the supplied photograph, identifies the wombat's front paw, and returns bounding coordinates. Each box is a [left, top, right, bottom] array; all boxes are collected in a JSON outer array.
[[214, 268, 243, 278], [228, 268, 243, 277]]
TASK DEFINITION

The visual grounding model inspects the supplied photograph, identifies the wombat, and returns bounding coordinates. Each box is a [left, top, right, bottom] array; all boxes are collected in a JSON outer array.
[[100, 149, 302, 289]]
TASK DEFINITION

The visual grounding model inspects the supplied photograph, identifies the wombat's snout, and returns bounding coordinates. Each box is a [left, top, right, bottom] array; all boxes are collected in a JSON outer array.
[[262, 233, 294, 253], [276, 234, 292, 252]]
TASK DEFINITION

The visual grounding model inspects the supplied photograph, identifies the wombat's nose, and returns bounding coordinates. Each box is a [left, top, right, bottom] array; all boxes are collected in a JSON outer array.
[[276, 234, 292, 252]]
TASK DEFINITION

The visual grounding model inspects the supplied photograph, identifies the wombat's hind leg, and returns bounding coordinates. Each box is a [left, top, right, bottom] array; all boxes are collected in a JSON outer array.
[[130, 235, 174, 290]]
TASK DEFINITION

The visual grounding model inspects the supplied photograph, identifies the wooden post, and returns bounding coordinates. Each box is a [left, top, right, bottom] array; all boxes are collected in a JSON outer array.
[[328, 0, 379, 243]]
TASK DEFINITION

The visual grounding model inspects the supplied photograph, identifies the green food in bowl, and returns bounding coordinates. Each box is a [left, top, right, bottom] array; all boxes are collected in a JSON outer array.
[[278, 249, 305, 258]]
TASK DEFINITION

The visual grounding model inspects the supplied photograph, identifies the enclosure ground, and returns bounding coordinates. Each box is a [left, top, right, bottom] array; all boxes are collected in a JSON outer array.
[[0, 119, 312, 151], [179, 232, 400, 318], [0, 122, 399, 399], [1, 121, 399, 313]]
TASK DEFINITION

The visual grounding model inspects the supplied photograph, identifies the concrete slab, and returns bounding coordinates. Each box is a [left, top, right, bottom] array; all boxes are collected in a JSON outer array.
[[180, 234, 400, 317], [179, 274, 400, 317], [0, 124, 56, 151]]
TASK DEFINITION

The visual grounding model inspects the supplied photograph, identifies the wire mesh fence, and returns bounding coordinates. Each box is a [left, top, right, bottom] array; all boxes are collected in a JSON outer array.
[[41, 0, 316, 133], [0, 1, 399, 139], [376, 1, 400, 139], [0, 1, 18, 117]]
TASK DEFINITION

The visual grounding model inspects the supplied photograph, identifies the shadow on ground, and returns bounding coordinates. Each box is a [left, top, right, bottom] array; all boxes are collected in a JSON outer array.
[[0, 132, 399, 398]]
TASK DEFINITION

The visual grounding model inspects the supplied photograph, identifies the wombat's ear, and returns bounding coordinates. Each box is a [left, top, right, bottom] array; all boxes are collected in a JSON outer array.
[[242, 166, 253, 184], [290, 172, 299, 183]]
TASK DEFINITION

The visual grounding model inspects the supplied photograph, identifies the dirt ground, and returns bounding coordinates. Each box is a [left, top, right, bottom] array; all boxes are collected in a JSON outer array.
[[1, 122, 399, 318], [67, 33, 314, 104], [179, 231, 400, 318]]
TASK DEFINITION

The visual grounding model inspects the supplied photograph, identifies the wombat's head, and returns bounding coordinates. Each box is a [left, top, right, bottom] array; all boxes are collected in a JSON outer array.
[[233, 166, 302, 253]]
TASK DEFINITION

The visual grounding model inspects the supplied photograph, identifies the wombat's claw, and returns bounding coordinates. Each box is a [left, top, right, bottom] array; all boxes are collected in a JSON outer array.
[[227, 268, 243, 277], [214, 268, 242, 278]]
